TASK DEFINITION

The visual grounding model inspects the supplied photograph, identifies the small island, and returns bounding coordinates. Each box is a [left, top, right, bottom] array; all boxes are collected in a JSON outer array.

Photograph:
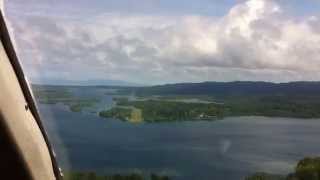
[[99, 97, 224, 123]]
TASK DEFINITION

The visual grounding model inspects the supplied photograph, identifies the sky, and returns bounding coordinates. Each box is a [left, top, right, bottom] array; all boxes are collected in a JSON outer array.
[[4, 0, 320, 85]]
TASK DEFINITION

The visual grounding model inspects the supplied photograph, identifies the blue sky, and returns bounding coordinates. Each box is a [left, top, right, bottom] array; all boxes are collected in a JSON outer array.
[[7, 0, 320, 17], [6, 0, 236, 17], [5, 0, 320, 85], [278, 0, 320, 17]]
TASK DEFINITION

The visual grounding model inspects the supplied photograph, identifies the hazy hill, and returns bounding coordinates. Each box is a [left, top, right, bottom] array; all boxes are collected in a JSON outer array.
[[30, 78, 143, 87], [132, 81, 320, 96]]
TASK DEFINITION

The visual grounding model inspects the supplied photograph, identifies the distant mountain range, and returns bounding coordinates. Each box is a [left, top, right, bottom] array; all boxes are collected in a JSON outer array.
[[131, 81, 320, 96], [31, 78, 143, 87], [32, 80, 320, 96]]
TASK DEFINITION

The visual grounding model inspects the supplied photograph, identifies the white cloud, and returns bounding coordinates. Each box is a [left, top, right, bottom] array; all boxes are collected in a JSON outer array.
[[7, 0, 320, 84]]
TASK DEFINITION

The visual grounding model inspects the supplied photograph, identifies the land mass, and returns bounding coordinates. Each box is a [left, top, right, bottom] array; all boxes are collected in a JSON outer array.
[[99, 98, 224, 122], [32, 85, 99, 112], [32, 81, 320, 121], [117, 81, 320, 119]]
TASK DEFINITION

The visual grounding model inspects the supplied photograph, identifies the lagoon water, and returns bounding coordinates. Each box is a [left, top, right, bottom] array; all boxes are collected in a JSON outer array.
[[38, 93, 320, 180]]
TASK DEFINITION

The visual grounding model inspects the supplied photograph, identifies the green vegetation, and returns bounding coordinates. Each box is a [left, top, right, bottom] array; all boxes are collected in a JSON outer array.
[[65, 172, 170, 180], [100, 93, 320, 123], [32, 86, 73, 104], [245, 157, 320, 180], [32, 85, 99, 112], [69, 100, 99, 112], [295, 157, 320, 180], [105, 95, 320, 121], [117, 81, 320, 119], [99, 105, 143, 123], [99, 107, 132, 120], [99, 98, 224, 122], [222, 95, 320, 118], [32, 83, 320, 119]]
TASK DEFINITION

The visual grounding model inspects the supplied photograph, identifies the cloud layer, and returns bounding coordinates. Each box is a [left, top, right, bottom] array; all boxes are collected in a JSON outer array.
[[6, 0, 320, 84]]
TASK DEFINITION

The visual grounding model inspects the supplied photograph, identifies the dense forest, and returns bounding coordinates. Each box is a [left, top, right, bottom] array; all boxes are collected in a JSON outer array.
[[99, 98, 224, 122], [246, 157, 320, 180], [123, 81, 320, 119], [222, 95, 320, 118], [99, 94, 320, 122], [126, 81, 320, 96]]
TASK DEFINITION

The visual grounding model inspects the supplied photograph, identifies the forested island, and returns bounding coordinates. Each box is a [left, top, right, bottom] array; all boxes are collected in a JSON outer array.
[[122, 81, 320, 119], [99, 97, 224, 122], [98, 93, 320, 123]]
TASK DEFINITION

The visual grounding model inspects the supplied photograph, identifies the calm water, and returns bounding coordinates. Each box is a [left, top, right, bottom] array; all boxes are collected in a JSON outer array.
[[38, 93, 320, 180]]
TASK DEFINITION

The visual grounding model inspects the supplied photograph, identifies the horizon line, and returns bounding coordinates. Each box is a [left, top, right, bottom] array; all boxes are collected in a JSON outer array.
[[30, 80, 320, 87]]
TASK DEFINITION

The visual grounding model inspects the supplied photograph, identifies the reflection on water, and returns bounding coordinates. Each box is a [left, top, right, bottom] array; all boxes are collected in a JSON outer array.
[[39, 98, 320, 180]]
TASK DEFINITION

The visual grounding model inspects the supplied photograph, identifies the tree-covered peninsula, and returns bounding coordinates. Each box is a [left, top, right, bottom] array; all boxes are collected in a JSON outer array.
[[99, 98, 224, 122]]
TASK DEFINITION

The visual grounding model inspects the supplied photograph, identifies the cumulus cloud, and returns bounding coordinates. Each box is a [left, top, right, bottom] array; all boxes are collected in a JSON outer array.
[[6, 0, 320, 84]]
